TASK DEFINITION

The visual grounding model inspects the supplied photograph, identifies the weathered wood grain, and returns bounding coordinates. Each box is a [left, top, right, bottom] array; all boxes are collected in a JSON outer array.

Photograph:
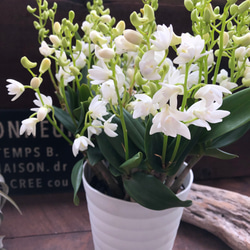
[[182, 183, 250, 250]]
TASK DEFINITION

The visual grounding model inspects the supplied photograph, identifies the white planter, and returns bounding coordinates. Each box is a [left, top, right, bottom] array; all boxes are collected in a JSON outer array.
[[82, 162, 193, 250]]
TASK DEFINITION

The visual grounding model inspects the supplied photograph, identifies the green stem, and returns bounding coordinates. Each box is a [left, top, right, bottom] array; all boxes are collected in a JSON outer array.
[[161, 135, 168, 168]]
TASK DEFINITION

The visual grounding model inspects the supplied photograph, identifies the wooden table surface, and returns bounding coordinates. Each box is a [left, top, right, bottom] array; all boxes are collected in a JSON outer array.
[[1, 176, 249, 250]]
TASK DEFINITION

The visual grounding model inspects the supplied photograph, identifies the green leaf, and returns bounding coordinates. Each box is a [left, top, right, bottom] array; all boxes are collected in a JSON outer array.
[[78, 84, 91, 103], [200, 88, 250, 143], [71, 159, 84, 206], [124, 172, 192, 210], [207, 122, 250, 149], [119, 152, 143, 174], [144, 116, 164, 172], [96, 132, 124, 169], [53, 106, 76, 134], [123, 109, 145, 152], [202, 148, 238, 159], [87, 146, 104, 166]]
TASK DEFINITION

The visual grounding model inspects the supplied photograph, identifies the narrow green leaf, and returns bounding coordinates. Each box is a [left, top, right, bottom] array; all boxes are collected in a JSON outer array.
[[200, 88, 250, 143], [124, 172, 192, 210], [53, 106, 76, 134], [144, 116, 164, 172], [207, 122, 250, 149], [78, 83, 91, 103], [123, 109, 145, 152], [119, 152, 143, 174], [71, 159, 84, 206], [202, 148, 238, 159]]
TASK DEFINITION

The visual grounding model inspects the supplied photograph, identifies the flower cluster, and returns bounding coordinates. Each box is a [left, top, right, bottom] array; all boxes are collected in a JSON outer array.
[[6, 0, 250, 209]]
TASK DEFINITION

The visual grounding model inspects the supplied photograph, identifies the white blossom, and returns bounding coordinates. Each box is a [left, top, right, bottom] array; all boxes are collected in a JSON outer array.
[[31, 93, 53, 112], [151, 24, 173, 51], [101, 79, 118, 105], [187, 100, 230, 130], [39, 41, 55, 57], [6, 79, 25, 101], [20, 117, 39, 136], [72, 136, 95, 157], [88, 60, 112, 85], [131, 94, 158, 119], [174, 33, 205, 65], [103, 115, 118, 137], [87, 120, 102, 139], [139, 50, 161, 80], [114, 35, 138, 54], [89, 95, 108, 120], [55, 66, 75, 85], [150, 105, 191, 139], [194, 84, 231, 107]]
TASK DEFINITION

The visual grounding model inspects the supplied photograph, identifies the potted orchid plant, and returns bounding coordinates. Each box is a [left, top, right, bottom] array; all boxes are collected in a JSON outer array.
[[6, 0, 250, 248]]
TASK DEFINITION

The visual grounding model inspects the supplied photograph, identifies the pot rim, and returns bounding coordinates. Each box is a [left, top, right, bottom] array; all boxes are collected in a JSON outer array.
[[82, 161, 194, 209]]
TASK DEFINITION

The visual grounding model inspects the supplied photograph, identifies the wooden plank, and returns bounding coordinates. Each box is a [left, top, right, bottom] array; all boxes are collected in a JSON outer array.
[[3, 231, 94, 250], [1, 192, 91, 238]]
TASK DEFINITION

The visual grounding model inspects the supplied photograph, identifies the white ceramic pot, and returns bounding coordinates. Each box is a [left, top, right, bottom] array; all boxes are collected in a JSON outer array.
[[82, 162, 193, 250]]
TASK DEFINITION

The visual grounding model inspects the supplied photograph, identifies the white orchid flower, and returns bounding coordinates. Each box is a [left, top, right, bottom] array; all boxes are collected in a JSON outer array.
[[6, 79, 25, 101], [174, 33, 206, 65], [20, 117, 39, 136], [150, 105, 191, 139], [153, 84, 183, 109], [194, 84, 231, 107], [101, 79, 118, 105], [215, 69, 238, 90], [39, 41, 55, 57], [114, 35, 138, 54], [131, 94, 158, 119], [72, 136, 95, 157], [87, 119, 102, 139], [151, 24, 173, 51], [37, 107, 49, 121], [187, 99, 230, 130], [31, 93, 53, 112], [88, 60, 112, 85], [139, 50, 161, 80], [55, 66, 75, 85], [89, 95, 108, 120], [81, 21, 94, 35], [103, 115, 118, 137], [72, 51, 87, 69]]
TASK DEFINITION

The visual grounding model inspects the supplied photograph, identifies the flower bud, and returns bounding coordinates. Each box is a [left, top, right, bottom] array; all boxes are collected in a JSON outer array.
[[98, 22, 109, 34], [68, 10, 75, 22], [142, 82, 158, 97], [184, 0, 194, 11], [100, 14, 112, 23], [135, 71, 147, 86], [143, 4, 155, 23], [113, 21, 126, 36], [227, 0, 238, 4], [75, 40, 82, 52], [98, 48, 115, 59], [130, 11, 147, 27], [238, 0, 250, 14], [89, 30, 107, 45], [49, 35, 61, 47], [27, 5, 37, 14], [39, 58, 51, 74], [69, 66, 80, 76], [30, 77, 42, 89], [191, 9, 200, 22], [230, 4, 239, 15], [37, 107, 48, 121], [232, 33, 250, 46], [21, 56, 37, 69], [223, 32, 230, 48], [242, 77, 250, 86], [123, 29, 143, 45], [53, 22, 61, 34]]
